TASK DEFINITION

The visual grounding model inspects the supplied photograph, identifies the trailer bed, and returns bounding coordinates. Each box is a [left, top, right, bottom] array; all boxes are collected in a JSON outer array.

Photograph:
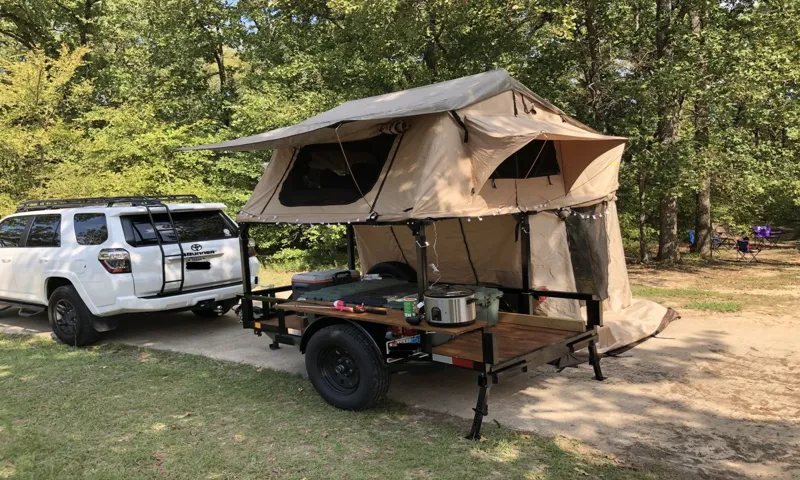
[[432, 322, 579, 363]]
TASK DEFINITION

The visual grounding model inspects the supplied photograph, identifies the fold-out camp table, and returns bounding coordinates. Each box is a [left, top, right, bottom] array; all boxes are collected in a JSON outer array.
[[241, 279, 603, 440]]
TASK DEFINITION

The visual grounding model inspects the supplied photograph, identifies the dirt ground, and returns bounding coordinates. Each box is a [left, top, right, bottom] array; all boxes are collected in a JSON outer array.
[[621, 247, 800, 478], [1, 246, 799, 479]]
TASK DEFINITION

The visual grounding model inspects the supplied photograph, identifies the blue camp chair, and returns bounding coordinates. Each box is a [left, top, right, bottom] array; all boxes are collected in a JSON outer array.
[[688, 229, 696, 246], [736, 238, 760, 263]]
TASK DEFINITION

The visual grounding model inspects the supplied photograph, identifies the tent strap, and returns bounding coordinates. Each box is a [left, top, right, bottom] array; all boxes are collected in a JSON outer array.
[[512, 91, 519, 116], [449, 111, 469, 143], [389, 226, 411, 267], [458, 219, 479, 285], [259, 147, 298, 215]]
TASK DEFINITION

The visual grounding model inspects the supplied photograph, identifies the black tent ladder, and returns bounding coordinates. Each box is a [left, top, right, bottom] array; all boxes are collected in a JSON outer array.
[[144, 203, 186, 295]]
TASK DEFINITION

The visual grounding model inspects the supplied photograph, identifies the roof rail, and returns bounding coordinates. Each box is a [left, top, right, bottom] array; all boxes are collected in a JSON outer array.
[[16, 195, 201, 213]]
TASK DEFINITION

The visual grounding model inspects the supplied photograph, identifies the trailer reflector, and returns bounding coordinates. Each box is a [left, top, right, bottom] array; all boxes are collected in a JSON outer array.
[[432, 353, 475, 369]]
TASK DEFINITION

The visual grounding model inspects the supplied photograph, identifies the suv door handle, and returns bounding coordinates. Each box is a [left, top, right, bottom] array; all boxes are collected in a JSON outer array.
[[0, 259, 10, 263], [39, 258, 50, 263]]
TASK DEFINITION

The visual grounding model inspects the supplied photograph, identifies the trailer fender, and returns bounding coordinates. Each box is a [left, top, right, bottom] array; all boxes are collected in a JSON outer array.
[[300, 317, 384, 360]]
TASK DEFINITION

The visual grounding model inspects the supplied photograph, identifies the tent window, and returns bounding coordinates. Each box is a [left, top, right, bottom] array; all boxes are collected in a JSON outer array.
[[491, 140, 560, 179], [279, 134, 397, 207]]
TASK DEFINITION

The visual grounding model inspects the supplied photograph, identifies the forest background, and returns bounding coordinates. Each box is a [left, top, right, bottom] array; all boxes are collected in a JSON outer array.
[[1, 0, 797, 268]]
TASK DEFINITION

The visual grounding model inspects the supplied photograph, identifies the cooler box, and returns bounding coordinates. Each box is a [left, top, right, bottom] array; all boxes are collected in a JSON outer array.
[[291, 269, 360, 297], [471, 286, 503, 325]]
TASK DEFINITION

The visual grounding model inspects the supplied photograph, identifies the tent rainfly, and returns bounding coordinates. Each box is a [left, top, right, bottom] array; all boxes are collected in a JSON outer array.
[[183, 69, 676, 353]]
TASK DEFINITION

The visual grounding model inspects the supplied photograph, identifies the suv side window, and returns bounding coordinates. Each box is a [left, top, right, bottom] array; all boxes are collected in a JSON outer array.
[[74, 213, 108, 245], [0, 217, 31, 247], [26, 215, 61, 247]]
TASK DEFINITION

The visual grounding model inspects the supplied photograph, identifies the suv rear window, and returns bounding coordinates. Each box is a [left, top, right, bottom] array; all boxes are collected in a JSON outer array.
[[121, 211, 237, 247]]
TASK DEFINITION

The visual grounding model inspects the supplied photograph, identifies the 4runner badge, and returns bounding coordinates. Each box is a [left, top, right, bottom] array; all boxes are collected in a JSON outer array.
[[184, 244, 217, 258]]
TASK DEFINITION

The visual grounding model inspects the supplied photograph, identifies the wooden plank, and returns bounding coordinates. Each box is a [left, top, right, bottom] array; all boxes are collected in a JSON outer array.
[[497, 311, 585, 332], [431, 322, 579, 364], [276, 300, 487, 335]]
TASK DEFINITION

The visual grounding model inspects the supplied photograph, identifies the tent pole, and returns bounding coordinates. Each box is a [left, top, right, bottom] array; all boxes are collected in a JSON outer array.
[[413, 222, 429, 299], [346, 224, 356, 270], [519, 215, 531, 314], [238, 224, 254, 328]]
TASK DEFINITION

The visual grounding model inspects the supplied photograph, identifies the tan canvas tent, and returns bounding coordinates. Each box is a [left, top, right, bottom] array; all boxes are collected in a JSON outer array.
[[185, 69, 676, 353]]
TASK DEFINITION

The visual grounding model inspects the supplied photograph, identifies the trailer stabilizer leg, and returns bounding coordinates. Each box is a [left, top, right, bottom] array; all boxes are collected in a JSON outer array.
[[588, 342, 605, 381], [269, 339, 280, 350], [466, 374, 491, 440]]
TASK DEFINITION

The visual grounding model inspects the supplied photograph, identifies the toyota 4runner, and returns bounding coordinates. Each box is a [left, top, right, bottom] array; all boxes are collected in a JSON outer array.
[[0, 195, 260, 345]]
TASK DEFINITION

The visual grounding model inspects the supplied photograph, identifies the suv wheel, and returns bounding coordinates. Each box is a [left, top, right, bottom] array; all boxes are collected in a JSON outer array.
[[305, 323, 390, 410], [48, 286, 100, 346]]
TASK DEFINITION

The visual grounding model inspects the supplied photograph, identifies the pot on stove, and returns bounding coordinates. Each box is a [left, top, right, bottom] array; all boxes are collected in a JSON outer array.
[[424, 287, 477, 326]]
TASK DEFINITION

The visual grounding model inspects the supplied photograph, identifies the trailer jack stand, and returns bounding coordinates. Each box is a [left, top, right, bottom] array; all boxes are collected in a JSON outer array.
[[466, 373, 491, 440], [588, 342, 605, 381], [269, 339, 280, 350]]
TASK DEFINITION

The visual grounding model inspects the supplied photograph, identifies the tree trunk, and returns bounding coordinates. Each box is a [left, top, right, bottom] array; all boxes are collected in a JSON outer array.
[[583, 0, 604, 130], [695, 177, 711, 256], [214, 44, 231, 127], [423, 9, 438, 75], [657, 196, 679, 262], [654, 0, 681, 262], [638, 169, 649, 263], [692, 8, 711, 258]]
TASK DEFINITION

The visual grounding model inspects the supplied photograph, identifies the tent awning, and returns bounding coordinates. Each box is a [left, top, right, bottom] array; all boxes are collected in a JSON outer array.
[[179, 70, 596, 152]]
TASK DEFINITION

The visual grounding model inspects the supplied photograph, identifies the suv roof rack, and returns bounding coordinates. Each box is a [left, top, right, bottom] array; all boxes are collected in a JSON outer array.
[[16, 195, 202, 213]]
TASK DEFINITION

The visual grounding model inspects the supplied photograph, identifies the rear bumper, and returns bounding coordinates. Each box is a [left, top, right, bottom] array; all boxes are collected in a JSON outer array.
[[93, 280, 252, 316]]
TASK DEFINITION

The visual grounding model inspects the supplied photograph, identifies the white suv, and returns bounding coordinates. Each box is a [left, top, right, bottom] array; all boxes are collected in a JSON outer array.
[[0, 195, 259, 346]]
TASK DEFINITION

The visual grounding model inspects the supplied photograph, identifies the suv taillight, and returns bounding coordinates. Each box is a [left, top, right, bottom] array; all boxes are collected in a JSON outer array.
[[248, 238, 257, 258], [99, 248, 131, 274]]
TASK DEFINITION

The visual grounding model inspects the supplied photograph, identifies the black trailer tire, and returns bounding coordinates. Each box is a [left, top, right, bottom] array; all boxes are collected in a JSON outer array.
[[48, 286, 100, 346], [305, 323, 389, 410], [366, 261, 417, 283]]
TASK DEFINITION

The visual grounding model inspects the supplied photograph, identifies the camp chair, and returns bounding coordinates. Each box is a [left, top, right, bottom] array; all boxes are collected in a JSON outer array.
[[736, 239, 760, 263], [752, 225, 770, 249], [766, 229, 784, 248], [688, 229, 696, 247], [711, 225, 734, 250]]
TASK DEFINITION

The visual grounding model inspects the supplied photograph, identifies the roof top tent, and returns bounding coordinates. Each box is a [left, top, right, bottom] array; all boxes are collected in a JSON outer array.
[[184, 70, 677, 439]]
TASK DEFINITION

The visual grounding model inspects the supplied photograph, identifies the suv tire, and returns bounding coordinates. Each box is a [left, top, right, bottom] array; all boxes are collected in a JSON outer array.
[[305, 323, 389, 410], [48, 286, 100, 346]]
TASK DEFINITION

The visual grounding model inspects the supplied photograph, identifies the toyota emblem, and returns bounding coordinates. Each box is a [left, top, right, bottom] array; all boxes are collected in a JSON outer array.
[[191, 244, 203, 252]]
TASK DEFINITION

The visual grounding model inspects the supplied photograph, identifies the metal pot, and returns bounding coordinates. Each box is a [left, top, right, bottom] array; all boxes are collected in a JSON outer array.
[[424, 287, 477, 326]]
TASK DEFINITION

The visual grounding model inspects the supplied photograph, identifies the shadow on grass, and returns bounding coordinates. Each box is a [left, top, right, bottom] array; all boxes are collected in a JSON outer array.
[[0, 333, 669, 480]]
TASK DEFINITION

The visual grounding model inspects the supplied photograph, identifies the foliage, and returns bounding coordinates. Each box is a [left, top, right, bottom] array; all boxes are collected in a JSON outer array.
[[0, 0, 798, 263]]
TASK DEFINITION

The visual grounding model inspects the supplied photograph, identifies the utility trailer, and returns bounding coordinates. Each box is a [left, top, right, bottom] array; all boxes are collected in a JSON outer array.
[[180, 70, 674, 438], [237, 221, 605, 439]]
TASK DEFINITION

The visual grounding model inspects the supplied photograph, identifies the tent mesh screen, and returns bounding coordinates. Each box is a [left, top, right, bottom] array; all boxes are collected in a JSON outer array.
[[565, 203, 609, 300]]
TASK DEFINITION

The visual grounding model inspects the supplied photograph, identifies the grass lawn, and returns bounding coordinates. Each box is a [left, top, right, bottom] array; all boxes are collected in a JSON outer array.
[[0, 334, 669, 480]]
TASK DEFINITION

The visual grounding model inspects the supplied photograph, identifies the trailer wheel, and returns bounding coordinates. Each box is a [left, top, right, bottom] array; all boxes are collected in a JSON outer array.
[[305, 323, 389, 410]]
